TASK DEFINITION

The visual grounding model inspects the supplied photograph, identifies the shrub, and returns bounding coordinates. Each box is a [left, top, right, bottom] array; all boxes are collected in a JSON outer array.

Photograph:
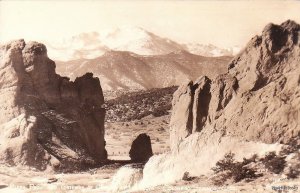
[[211, 152, 261, 185], [261, 151, 286, 174], [182, 172, 196, 181], [286, 166, 300, 179], [285, 152, 300, 179], [212, 152, 235, 173], [280, 137, 300, 155], [242, 154, 258, 165]]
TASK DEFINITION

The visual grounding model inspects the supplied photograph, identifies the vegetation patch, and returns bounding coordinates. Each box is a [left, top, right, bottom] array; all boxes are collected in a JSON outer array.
[[211, 152, 262, 186], [104, 86, 177, 122]]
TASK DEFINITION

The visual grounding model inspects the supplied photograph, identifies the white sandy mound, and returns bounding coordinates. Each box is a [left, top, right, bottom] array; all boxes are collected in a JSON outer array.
[[110, 165, 143, 192], [138, 133, 284, 188]]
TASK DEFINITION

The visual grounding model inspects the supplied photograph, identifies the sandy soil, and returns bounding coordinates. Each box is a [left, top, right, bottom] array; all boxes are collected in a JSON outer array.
[[1, 163, 299, 193], [0, 163, 120, 193], [133, 176, 300, 193]]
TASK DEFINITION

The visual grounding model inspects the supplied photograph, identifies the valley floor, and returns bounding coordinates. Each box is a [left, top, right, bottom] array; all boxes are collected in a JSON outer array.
[[105, 115, 170, 158]]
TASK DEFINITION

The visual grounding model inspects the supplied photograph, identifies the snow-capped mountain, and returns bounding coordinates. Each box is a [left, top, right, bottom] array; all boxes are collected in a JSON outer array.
[[48, 26, 237, 91], [56, 50, 232, 90], [45, 26, 240, 61], [99, 27, 185, 55], [46, 27, 185, 61]]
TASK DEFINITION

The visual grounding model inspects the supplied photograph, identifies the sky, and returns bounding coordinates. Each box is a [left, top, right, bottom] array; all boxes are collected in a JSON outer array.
[[1, 0, 300, 48]]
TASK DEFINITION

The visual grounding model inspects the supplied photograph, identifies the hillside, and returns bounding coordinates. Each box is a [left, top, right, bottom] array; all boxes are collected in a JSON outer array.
[[56, 50, 232, 90], [105, 86, 177, 122]]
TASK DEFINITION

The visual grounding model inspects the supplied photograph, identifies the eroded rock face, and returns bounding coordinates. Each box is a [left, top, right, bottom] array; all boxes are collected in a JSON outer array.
[[169, 77, 212, 149], [129, 133, 153, 162], [0, 40, 106, 170], [170, 20, 300, 149], [169, 81, 194, 149]]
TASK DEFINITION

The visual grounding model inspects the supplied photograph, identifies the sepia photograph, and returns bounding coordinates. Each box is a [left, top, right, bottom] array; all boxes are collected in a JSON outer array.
[[0, 0, 300, 192]]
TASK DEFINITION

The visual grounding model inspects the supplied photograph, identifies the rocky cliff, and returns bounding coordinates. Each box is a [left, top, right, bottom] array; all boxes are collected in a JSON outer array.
[[170, 20, 300, 149], [140, 20, 300, 187], [0, 40, 106, 170]]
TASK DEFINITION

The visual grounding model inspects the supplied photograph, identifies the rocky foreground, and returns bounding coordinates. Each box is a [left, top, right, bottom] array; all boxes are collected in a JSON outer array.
[[0, 20, 300, 193]]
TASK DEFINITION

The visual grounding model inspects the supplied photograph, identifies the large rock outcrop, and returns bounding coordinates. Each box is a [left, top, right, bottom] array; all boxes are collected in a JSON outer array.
[[0, 40, 106, 170], [140, 20, 300, 187], [170, 19, 300, 149]]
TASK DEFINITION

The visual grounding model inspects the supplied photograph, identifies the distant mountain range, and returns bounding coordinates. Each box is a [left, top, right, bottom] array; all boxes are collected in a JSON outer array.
[[56, 50, 232, 90], [46, 26, 240, 61], [51, 27, 236, 90]]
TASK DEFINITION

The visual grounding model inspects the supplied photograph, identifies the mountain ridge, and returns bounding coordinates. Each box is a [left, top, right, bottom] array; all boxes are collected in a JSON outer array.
[[56, 49, 232, 90], [45, 26, 240, 61]]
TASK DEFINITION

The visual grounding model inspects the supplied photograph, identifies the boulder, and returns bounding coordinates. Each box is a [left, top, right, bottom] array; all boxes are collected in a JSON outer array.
[[129, 133, 153, 162], [0, 40, 106, 170]]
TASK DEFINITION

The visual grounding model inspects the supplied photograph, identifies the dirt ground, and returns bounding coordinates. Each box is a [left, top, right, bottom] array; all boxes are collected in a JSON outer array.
[[0, 163, 121, 193], [106, 115, 170, 160], [1, 163, 299, 193]]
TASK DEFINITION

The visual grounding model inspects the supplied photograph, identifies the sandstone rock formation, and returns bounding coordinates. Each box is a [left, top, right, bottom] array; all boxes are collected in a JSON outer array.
[[170, 19, 300, 149], [140, 20, 300, 187], [0, 40, 106, 170], [129, 133, 153, 162], [170, 77, 212, 149]]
